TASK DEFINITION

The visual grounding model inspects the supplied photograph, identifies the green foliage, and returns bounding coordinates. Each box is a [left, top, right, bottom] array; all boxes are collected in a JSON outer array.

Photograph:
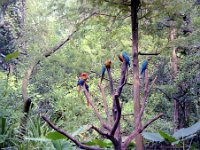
[[0, 0, 200, 149], [4, 51, 20, 62], [46, 131, 66, 140], [173, 121, 200, 139], [142, 132, 164, 142], [84, 139, 112, 148], [142, 121, 200, 147], [158, 130, 177, 143]]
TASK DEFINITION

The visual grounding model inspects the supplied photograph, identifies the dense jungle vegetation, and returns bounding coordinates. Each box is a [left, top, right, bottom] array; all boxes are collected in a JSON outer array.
[[0, 0, 200, 149]]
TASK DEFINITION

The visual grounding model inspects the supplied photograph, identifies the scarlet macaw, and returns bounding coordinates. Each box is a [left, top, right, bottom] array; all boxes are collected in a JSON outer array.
[[118, 52, 130, 67], [141, 59, 148, 83], [80, 72, 88, 81], [100, 59, 111, 84], [77, 73, 89, 95]]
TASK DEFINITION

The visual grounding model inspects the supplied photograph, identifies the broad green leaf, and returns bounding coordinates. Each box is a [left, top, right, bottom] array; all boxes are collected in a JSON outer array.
[[24, 137, 51, 142], [4, 51, 20, 62], [142, 132, 164, 142], [0, 117, 6, 134], [173, 122, 200, 139], [71, 125, 91, 137], [158, 130, 177, 143], [84, 139, 112, 148], [46, 131, 66, 140], [52, 139, 72, 150]]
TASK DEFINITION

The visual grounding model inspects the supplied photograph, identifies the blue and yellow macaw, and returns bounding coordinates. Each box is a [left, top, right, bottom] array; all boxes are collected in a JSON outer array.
[[118, 52, 130, 67], [100, 59, 111, 84], [141, 59, 148, 83]]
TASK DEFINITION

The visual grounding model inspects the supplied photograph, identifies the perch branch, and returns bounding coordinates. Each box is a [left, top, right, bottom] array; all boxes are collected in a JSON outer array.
[[42, 116, 103, 150], [138, 52, 160, 55], [107, 68, 114, 95], [111, 62, 128, 139], [98, 83, 112, 126], [83, 87, 111, 131], [110, 95, 122, 136], [116, 62, 127, 95], [122, 113, 164, 149], [123, 68, 163, 149], [91, 126, 118, 147]]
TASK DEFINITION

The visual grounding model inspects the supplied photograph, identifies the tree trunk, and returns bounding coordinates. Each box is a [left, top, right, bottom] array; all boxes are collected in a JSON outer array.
[[131, 0, 144, 149], [169, 28, 179, 132]]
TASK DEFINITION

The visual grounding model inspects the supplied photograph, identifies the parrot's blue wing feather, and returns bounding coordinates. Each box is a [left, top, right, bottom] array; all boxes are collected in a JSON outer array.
[[77, 79, 84, 86], [141, 60, 148, 74], [100, 65, 106, 83], [102, 65, 106, 76], [122, 52, 130, 67]]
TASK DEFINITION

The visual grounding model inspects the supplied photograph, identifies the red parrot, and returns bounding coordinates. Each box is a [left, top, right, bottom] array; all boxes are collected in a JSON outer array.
[[77, 72, 90, 106], [100, 60, 111, 84]]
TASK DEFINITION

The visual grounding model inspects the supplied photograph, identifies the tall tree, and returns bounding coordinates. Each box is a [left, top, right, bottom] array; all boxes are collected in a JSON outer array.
[[131, 0, 144, 149]]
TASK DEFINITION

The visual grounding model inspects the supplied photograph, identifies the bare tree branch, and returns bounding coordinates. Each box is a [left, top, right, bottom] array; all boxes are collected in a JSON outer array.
[[107, 68, 114, 95], [122, 113, 164, 149], [20, 12, 97, 141], [122, 68, 163, 149], [110, 95, 122, 136], [111, 62, 128, 140], [138, 52, 160, 55], [91, 126, 118, 148], [149, 76, 157, 91], [83, 87, 111, 131], [42, 116, 103, 150], [104, 0, 131, 6], [98, 83, 112, 126], [116, 62, 127, 95]]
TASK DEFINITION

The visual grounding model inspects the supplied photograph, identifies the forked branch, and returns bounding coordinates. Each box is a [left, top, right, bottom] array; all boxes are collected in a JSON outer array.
[[42, 116, 103, 150], [83, 87, 111, 131]]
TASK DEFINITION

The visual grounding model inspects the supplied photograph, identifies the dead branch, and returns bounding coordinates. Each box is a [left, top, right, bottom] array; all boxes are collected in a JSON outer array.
[[98, 83, 112, 126], [116, 62, 128, 95], [91, 126, 118, 147], [83, 86, 111, 131], [42, 116, 104, 150], [20, 12, 97, 141], [110, 95, 122, 136], [122, 68, 163, 149], [107, 68, 114, 95], [122, 113, 164, 149], [22, 11, 97, 102], [138, 52, 160, 55], [104, 0, 131, 6], [149, 76, 157, 91]]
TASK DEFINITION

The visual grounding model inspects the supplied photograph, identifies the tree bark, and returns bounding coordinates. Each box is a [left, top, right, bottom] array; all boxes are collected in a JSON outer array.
[[169, 27, 179, 132], [131, 0, 144, 149]]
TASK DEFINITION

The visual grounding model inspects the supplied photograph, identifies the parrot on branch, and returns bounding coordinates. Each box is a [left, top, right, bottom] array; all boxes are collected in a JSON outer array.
[[77, 72, 90, 106], [118, 52, 130, 67], [77, 72, 89, 95], [118, 52, 130, 80], [100, 59, 111, 84], [141, 59, 148, 84]]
